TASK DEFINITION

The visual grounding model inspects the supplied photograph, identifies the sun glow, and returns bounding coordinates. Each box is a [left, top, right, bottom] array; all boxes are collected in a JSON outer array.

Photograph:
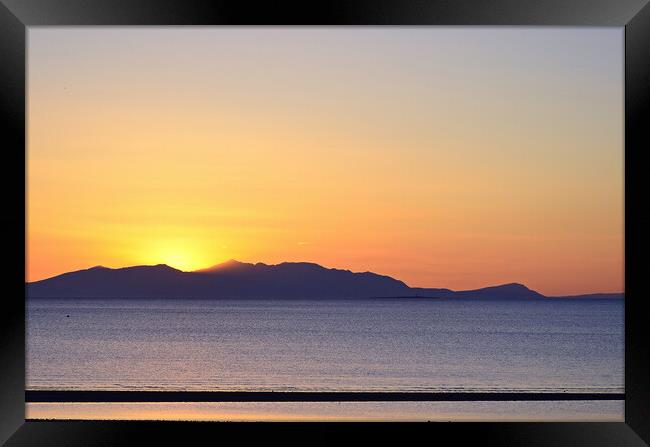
[[138, 239, 215, 272]]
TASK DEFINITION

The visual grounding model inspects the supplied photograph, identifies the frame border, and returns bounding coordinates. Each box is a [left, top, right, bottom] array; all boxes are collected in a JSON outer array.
[[1, 1, 648, 445]]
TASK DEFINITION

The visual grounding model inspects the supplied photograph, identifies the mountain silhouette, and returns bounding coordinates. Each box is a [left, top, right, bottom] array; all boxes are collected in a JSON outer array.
[[411, 282, 546, 300], [26, 260, 623, 300]]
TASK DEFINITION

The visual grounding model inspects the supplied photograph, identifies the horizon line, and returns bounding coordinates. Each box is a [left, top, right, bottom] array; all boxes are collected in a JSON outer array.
[[25, 259, 625, 297]]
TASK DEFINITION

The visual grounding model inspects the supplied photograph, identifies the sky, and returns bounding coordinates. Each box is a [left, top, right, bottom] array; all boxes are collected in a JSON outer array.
[[27, 27, 623, 295]]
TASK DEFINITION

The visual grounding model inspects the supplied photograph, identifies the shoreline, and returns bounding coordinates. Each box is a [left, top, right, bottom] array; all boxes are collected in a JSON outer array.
[[26, 390, 625, 403]]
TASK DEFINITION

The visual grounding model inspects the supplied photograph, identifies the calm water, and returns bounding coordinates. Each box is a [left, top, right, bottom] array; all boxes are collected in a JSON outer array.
[[26, 401, 623, 422], [27, 298, 624, 394]]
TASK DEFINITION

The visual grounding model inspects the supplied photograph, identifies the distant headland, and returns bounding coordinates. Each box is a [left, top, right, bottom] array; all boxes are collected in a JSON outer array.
[[26, 260, 624, 301]]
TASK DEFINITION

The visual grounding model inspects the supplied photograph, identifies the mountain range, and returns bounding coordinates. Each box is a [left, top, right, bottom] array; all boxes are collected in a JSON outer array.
[[26, 260, 624, 300]]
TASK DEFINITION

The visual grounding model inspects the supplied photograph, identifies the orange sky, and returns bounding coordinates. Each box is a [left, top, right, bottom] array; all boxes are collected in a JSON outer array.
[[27, 28, 624, 295]]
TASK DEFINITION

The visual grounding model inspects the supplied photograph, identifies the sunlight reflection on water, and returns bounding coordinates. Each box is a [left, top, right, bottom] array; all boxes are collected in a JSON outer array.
[[26, 401, 624, 422]]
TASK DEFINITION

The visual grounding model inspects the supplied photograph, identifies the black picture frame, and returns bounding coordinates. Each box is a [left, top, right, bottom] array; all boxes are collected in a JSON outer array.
[[1, 1, 648, 445]]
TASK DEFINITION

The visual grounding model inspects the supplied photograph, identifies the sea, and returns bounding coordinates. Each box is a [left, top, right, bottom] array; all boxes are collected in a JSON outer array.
[[26, 297, 624, 421]]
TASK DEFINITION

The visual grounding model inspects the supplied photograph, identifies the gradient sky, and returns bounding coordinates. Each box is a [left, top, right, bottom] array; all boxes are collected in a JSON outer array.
[[27, 27, 624, 295]]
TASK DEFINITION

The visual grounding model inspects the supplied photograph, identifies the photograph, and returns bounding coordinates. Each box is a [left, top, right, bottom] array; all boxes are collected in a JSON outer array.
[[23, 26, 626, 422]]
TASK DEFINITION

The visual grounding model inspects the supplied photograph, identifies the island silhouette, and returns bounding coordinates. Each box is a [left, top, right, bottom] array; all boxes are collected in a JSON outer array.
[[26, 259, 624, 300]]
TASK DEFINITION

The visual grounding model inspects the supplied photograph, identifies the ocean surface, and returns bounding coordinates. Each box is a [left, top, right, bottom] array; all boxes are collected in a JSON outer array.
[[26, 297, 624, 420]]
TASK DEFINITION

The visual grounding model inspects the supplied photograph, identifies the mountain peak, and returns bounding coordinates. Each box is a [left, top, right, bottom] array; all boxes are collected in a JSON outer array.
[[454, 282, 543, 300], [194, 259, 253, 273], [277, 261, 325, 270], [121, 263, 181, 272], [497, 282, 529, 290]]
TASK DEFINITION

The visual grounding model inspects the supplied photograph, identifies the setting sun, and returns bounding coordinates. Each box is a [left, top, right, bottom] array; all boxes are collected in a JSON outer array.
[[137, 239, 217, 272]]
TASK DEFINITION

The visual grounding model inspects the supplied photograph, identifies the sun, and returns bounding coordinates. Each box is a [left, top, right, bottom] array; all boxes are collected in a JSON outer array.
[[139, 239, 213, 272], [157, 252, 201, 272]]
